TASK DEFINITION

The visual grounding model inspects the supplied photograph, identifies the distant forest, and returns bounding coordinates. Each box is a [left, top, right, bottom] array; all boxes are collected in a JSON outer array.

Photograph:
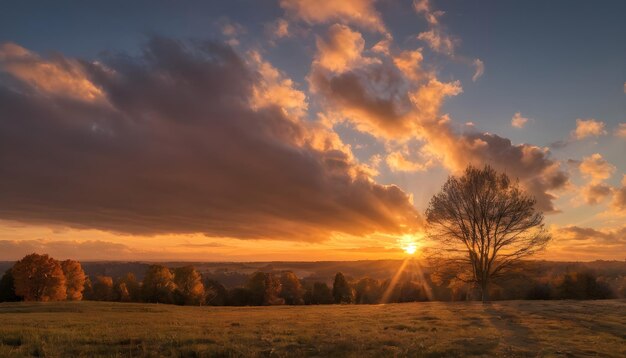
[[1, 255, 624, 305]]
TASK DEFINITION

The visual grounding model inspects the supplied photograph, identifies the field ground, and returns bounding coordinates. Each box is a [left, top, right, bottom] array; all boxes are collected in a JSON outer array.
[[0, 300, 624, 357]]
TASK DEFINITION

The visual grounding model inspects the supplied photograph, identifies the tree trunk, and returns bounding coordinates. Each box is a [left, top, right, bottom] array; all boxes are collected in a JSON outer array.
[[481, 281, 490, 303]]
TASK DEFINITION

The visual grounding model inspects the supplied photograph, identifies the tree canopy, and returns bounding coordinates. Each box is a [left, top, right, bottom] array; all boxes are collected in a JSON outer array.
[[426, 165, 551, 301]]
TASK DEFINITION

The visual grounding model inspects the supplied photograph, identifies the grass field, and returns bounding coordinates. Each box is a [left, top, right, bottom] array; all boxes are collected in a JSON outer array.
[[0, 300, 624, 357]]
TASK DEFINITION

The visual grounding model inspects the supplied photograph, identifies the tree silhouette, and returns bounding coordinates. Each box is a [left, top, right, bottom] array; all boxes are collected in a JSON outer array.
[[247, 272, 283, 305], [0, 269, 21, 302], [426, 165, 551, 302], [332, 272, 354, 304], [279, 271, 304, 305]]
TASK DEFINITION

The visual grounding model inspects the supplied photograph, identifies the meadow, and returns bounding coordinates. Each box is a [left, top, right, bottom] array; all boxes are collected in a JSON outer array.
[[0, 300, 624, 357]]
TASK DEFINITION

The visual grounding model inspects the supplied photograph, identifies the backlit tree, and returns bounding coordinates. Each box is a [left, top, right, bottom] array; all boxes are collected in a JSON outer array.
[[61, 260, 86, 300], [332, 272, 354, 304], [173, 266, 205, 305], [426, 165, 551, 302], [142, 265, 176, 304], [279, 271, 304, 305], [11, 253, 67, 301]]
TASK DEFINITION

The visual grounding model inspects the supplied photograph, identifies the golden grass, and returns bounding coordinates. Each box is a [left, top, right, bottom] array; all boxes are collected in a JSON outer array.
[[0, 300, 624, 357]]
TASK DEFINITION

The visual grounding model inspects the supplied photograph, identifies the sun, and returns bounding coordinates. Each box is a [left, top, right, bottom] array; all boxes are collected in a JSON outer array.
[[403, 244, 417, 255], [398, 233, 422, 255]]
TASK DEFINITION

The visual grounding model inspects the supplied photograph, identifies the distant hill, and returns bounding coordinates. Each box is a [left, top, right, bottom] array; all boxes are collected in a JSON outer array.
[[1, 259, 625, 288]]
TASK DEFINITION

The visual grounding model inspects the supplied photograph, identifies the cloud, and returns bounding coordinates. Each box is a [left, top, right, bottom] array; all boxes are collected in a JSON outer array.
[[314, 24, 373, 73], [417, 30, 456, 56], [571, 153, 615, 206], [393, 50, 424, 82], [611, 175, 626, 213], [549, 225, 626, 260], [424, 130, 569, 212], [581, 183, 612, 205], [578, 153, 615, 183], [572, 118, 607, 140], [413, 0, 456, 56], [248, 50, 308, 118], [0, 43, 104, 102], [615, 123, 626, 138], [279, 0, 387, 33], [413, 0, 443, 26], [511, 112, 529, 128], [217, 19, 247, 47], [0, 38, 422, 241], [472, 59, 484, 82], [385, 149, 435, 172], [272, 19, 291, 39], [308, 26, 567, 212], [0, 239, 134, 261]]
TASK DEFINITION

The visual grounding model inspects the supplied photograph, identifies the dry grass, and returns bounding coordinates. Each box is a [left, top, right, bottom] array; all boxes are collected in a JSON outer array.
[[0, 300, 624, 357]]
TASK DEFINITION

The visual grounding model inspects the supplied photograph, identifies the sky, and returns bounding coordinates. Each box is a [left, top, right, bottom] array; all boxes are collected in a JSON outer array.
[[0, 0, 625, 262]]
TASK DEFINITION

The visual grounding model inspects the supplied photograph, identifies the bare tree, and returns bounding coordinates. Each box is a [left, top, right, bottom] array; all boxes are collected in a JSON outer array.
[[425, 165, 551, 302]]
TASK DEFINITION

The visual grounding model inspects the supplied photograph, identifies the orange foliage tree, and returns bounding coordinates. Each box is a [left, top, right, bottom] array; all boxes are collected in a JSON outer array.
[[173, 266, 205, 305], [61, 260, 86, 300], [12, 253, 67, 301]]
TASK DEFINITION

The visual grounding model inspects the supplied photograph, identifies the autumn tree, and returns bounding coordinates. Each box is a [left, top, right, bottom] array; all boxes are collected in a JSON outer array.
[[354, 278, 383, 304], [142, 265, 176, 304], [61, 260, 86, 300], [91, 275, 115, 301], [279, 271, 304, 305], [204, 279, 228, 306], [426, 165, 551, 302], [332, 272, 354, 304], [307, 282, 333, 304], [11, 253, 67, 301], [115, 273, 141, 302], [173, 266, 205, 305], [228, 287, 252, 306], [247, 272, 283, 305]]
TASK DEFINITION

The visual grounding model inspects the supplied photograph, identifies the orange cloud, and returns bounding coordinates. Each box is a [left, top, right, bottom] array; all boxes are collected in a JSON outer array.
[[248, 50, 308, 118], [385, 149, 435, 172], [0, 43, 104, 102], [573, 118, 607, 140], [309, 24, 567, 212], [393, 50, 424, 82], [611, 175, 626, 213], [417, 30, 456, 55], [578, 153, 615, 183], [548, 225, 626, 261], [581, 184, 612, 205], [314, 24, 373, 73], [280, 0, 386, 33]]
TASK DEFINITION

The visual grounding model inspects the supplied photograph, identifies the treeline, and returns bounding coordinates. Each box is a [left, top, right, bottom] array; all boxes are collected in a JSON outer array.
[[0, 253, 624, 305]]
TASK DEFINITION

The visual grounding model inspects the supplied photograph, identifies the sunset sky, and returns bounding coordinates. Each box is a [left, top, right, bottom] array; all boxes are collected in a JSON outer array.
[[0, 0, 624, 261]]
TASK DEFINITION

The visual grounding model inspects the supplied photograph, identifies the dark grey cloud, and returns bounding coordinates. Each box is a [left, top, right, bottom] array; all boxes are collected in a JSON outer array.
[[0, 37, 421, 241]]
